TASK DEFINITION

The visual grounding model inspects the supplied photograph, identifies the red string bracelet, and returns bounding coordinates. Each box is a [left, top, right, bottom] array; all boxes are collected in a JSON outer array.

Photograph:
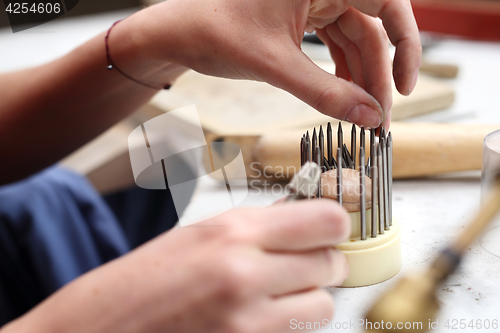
[[105, 20, 171, 90]]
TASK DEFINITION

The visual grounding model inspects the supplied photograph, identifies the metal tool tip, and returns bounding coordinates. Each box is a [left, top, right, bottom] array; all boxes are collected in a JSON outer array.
[[288, 161, 322, 199]]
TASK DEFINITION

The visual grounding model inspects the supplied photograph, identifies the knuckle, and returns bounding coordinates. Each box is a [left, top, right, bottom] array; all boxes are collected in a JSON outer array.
[[221, 210, 258, 244], [326, 248, 348, 286], [317, 202, 351, 240], [315, 290, 335, 318], [214, 254, 262, 301], [313, 86, 342, 116]]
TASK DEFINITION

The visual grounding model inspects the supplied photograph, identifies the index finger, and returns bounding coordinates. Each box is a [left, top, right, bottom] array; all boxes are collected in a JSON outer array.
[[253, 200, 351, 251], [346, 0, 422, 95]]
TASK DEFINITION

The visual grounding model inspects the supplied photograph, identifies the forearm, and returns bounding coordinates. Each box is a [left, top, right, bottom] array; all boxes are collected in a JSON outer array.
[[0, 13, 187, 185]]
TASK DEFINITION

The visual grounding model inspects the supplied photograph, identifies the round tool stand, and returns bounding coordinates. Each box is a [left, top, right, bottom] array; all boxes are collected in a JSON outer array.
[[337, 209, 401, 287]]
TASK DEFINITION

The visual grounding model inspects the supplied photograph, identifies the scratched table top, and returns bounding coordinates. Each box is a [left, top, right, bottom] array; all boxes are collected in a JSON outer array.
[[1, 8, 500, 333]]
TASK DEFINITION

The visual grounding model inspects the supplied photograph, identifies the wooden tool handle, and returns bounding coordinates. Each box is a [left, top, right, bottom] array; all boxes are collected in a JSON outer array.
[[252, 122, 500, 179]]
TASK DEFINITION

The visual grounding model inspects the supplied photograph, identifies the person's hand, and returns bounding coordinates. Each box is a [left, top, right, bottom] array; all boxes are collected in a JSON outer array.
[[115, 0, 421, 129], [4, 200, 350, 333]]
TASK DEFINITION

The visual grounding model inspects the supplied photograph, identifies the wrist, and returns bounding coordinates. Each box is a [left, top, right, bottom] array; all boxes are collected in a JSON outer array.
[[106, 11, 188, 89]]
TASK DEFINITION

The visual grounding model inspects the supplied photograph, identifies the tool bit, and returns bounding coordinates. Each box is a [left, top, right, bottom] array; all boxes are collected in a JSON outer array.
[[319, 126, 325, 172], [370, 130, 376, 179], [305, 137, 311, 162], [360, 127, 365, 149], [370, 129, 378, 237], [343, 143, 353, 169], [381, 131, 389, 230], [351, 124, 356, 170], [323, 157, 331, 171], [316, 146, 322, 198], [312, 128, 317, 164], [286, 161, 322, 201], [327, 122, 333, 166], [311, 127, 318, 164], [338, 122, 343, 150], [300, 136, 305, 166], [388, 132, 393, 226], [365, 157, 370, 176], [337, 147, 343, 206], [377, 143, 385, 234], [338, 123, 346, 168], [360, 146, 367, 240]]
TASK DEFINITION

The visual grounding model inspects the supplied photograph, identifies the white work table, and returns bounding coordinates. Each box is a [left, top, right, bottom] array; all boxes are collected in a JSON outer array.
[[1, 8, 500, 333]]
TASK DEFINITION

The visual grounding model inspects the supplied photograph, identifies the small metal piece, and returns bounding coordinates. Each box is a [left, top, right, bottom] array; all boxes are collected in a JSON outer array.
[[371, 147, 378, 238], [319, 126, 325, 172], [327, 122, 333, 166], [337, 147, 343, 206], [338, 122, 343, 151], [323, 156, 331, 171], [304, 137, 311, 164], [317, 146, 322, 198], [300, 136, 305, 166], [381, 132, 389, 230], [343, 143, 353, 169], [331, 156, 338, 169], [360, 127, 365, 149], [388, 132, 393, 226], [306, 130, 310, 145], [360, 146, 367, 240], [351, 124, 356, 170], [312, 128, 317, 163], [365, 156, 370, 176], [286, 162, 322, 201], [370, 129, 376, 179], [377, 143, 385, 235]]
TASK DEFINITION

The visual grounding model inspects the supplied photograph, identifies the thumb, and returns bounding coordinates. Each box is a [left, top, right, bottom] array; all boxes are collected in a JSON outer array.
[[266, 45, 384, 129]]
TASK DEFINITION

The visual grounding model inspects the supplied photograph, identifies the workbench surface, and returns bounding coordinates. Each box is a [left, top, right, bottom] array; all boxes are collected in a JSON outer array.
[[1, 8, 500, 333]]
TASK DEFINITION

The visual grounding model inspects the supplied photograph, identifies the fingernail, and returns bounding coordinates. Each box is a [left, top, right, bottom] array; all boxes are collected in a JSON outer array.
[[346, 104, 381, 128], [409, 70, 419, 94]]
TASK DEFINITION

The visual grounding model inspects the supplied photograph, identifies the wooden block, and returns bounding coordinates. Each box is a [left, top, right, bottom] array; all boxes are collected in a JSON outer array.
[[149, 70, 454, 135]]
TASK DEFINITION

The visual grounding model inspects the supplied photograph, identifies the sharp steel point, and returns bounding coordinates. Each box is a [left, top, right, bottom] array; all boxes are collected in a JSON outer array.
[[332, 155, 338, 169], [351, 124, 356, 170], [323, 156, 331, 171], [370, 130, 376, 179], [343, 143, 353, 169], [338, 122, 343, 151], [327, 122, 333, 166], [306, 139, 311, 162], [336, 147, 343, 206], [317, 146, 322, 198], [371, 142, 378, 238], [388, 132, 393, 226], [306, 130, 310, 144], [377, 142, 385, 235], [300, 136, 304, 166], [365, 156, 370, 176], [319, 126, 325, 172], [312, 128, 317, 164], [381, 133, 389, 230], [360, 146, 366, 240], [286, 161, 322, 201], [360, 127, 365, 149]]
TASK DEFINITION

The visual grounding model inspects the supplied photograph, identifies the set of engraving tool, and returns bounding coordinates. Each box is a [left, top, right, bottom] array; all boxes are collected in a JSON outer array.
[[294, 122, 401, 287], [300, 123, 393, 239]]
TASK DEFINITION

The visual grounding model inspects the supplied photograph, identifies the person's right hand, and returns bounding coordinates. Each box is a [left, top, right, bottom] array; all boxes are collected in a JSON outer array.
[[4, 200, 350, 333], [112, 0, 421, 129]]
